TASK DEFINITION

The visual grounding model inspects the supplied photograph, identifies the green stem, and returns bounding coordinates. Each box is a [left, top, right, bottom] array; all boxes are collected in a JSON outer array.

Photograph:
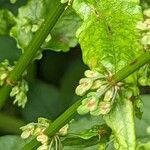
[[0, 0, 66, 108], [113, 51, 150, 82], [22, 51, 150, 150], [0, 113, 25, 134]]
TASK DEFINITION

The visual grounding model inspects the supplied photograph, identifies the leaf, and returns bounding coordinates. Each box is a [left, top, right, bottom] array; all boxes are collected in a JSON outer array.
[[136, 95, 150, 141], [10, 0, 81, 52], [63, 116, 103, 150], [60, 59, 87, 107], [42, 8, 82, 52], [22, 79, 64, 122], [73, 0, 143, 72], [0, 135, 26, 150], [104, 98, 136, 150], [0, 35, 21, 62], [0, 9, 15, 35]]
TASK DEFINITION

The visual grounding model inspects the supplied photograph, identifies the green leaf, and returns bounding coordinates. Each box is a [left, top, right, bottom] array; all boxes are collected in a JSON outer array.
[[22, 80, 64, 122], [42, 8, 82, 52], [73, 0, 143, 72], [104, 98, 136, 150], [0, 135, 26, 150], [0, 9, 15, 35], [60, 59, 87, 107], [0, 35, 21, 62], [10, 0, 81, 52], [63, 116, 103, 150], [136, 95, 150, 141]]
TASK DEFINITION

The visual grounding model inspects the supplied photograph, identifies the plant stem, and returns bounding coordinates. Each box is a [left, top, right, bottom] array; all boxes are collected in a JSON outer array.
[[22, 51, 150, 150], [0, 113, 25, 134], [0, 0, 66, 108], [113, 51, 150, 82]]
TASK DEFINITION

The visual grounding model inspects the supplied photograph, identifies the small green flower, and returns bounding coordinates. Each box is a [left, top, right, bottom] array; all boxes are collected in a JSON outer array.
[[138, 76, 147, 86], [141, 34, 150, 46], [91, 101, 112, 116], [144, 9, 150, 17], [84, 70, 103, 78], [96, 84, 108, 97], [103, 89, 114, 102], [11, 79, 28, 108], [0, 59, 14, 86], [37, 144, 49, 150], [136, 21, 149, 31], [0, 72, 7, 80], [77, 95, 99, 115], [38, 117, 50, 128], [59, 124, 69, 136], [33, 127, 44, 136], [75, 78, 93, 96], [10, 86, 19, 97], [77, 104, 90, 115], [13, 91, 27, 108], [20, 124, 34, 139], [91, 80, 105, 90], [37, 134, 49, 144]]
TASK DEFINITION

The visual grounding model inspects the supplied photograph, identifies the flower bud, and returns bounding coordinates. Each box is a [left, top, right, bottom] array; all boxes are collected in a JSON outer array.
[[37, 144, 49, 150], [0, 73, 7, 80], [141, 34, 150, 46], [99, 102, 112, 114], [38, 117, 50, 128], [37, 134, 49, 144], [84, 70, 102, 78], [82, 96, 98, 111], [59, 124, 69, 136], [103, 89, 114, 102], [90, 101, 112, 116], [144, 9, 150, 17], [138, 77, 147, 86], [91, 80, 104, 90], [75, 78, 93, 96], [21, 130, 31, 139], [77, 105, 89, 115], [10, 86, 19, 97], [20, 124, 34, 139]]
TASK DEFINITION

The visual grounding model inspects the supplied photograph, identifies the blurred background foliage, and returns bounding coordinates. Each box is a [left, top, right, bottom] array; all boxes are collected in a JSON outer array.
[[0, 0, 149, 149]]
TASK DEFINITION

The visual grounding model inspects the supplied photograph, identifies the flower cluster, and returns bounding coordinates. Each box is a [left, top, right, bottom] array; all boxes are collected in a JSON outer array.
[[136, 9, 150, 86], [20, 117, 69, 150], [75, 70, 122, 116], [0, 59, 28, 108], [10, 79, 28, 108], [0, 59, 14, 86], [136, 9, 150, 50]]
